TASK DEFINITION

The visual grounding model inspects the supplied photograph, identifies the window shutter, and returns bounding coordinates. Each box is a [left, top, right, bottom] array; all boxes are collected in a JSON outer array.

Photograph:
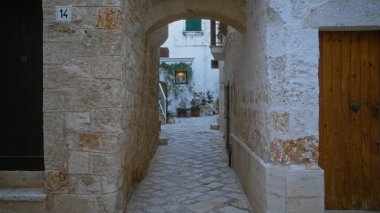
[[186, 19, 202, 31]]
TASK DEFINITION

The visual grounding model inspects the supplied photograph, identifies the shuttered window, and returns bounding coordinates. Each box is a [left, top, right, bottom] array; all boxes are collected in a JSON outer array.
[[186, 19, 202, 31]]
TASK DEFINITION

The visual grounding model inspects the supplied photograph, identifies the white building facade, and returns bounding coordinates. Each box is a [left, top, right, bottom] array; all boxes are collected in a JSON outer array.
[[160, 19, 219, 114]]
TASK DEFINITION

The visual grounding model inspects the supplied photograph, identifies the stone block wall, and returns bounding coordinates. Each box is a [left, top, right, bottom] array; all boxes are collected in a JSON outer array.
[[41, 0, 161, 212], [43, 0, 126, 211], [265, 0, 321, 166]]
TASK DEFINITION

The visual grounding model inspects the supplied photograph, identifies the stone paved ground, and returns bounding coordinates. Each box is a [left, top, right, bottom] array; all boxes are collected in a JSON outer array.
[[325, 211, 380, 213], [126, 115, 252, 213]]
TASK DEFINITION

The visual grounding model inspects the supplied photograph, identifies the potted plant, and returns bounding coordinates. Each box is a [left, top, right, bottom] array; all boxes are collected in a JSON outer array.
[[176, 98, 189, 118], [190, 92, 206, 117], [166, 111, 174, 123]]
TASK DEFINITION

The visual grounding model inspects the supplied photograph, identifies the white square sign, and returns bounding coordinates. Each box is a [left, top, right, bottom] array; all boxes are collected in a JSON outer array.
[[56, 5, 72, 22]]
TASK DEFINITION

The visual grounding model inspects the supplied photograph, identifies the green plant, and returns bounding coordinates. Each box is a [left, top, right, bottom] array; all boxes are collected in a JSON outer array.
[[160, 62, 193, 98], [206, 91, 213, 104], [178, 98, 189, 109], [166, 111, 175, 123], [166, 111, 173, 117], [190, 91, 212, 109]]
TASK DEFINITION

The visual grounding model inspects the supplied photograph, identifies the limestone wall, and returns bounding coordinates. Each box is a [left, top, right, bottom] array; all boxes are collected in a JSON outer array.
[[144, 0, 246, 34], [265, 0, 380, 166], [41, 0, 161, 212], [220, 0, 380, 212], [43, 0, 125, 211], [265, 0, 320, 166], [220, 0, 274, 212]]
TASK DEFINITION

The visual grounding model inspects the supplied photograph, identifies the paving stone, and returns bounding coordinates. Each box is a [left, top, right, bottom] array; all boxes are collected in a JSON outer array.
[[218, 206, 251, 213], [231, 200, 250, 210], [126, 116, 252, 212], [186, 201, 216, 213]]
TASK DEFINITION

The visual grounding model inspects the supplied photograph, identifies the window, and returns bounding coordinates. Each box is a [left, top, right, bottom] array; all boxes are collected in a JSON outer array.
[[186, 19, 202, 31], [211, 60, 219, 69], [160, 47, 169, 57]]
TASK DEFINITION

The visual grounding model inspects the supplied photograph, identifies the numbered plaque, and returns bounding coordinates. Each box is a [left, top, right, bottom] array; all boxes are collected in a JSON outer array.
[[56, 5, 72, 22]]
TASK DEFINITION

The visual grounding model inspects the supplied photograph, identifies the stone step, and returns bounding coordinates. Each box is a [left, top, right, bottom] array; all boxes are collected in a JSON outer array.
[[159, 138, 169, 145], [0, 188, 46, 202], [210, 123, 220, 130], [0, 188, 47, 213]]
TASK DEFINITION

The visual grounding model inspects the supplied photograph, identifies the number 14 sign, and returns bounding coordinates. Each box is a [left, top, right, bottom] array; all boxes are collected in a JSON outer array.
[[56, 5, 72, 22]]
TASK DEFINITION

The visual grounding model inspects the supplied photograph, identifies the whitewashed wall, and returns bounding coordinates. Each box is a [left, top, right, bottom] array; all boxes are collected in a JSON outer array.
[[161, 20, 219, 113]]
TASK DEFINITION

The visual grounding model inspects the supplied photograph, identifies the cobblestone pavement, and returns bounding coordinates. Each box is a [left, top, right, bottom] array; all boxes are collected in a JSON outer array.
[[126, 115, 252, 213]]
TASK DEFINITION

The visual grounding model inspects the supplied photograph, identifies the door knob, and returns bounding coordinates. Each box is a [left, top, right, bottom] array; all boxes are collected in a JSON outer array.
[[20, 56, 28, 63], [351, 102, 361, 112]]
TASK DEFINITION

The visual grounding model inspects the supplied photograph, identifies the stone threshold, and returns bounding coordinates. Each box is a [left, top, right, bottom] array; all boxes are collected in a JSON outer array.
[[0, 188, 46, 202]]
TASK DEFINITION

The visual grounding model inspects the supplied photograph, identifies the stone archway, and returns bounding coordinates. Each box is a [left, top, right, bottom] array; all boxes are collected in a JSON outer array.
[[18, 1, 379, 213], [144, 0, 246, 35]]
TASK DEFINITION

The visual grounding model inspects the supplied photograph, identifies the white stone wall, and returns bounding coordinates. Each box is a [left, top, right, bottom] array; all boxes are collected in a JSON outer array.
[[265, 0, 320, 165], [265, 0, 380, 165], [161, 20, 220, 113], [219, 0, 380, 212]]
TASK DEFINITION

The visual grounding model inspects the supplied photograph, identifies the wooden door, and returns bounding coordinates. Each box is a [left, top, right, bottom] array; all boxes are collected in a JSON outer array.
[[0, 1, 44, 170], [319, 31, 380, 210]]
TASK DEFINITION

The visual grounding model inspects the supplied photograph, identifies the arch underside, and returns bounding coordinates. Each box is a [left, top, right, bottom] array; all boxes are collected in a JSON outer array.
[[145, 0, 246, 35]]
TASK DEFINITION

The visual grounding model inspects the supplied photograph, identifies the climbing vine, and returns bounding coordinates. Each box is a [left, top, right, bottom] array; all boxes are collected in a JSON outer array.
[[159, 62, 193, 98]]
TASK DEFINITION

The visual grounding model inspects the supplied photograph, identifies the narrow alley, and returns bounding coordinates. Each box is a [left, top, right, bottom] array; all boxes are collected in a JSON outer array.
[[126, 116, 252, 213]]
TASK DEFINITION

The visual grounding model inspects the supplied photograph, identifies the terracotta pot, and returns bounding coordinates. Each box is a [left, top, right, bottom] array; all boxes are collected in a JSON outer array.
[[191, 107, 200, 117], [176, 108, 188, 117]]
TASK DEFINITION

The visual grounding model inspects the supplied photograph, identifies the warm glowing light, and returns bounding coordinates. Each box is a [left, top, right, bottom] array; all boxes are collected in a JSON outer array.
[[175, 70, 188, 84]]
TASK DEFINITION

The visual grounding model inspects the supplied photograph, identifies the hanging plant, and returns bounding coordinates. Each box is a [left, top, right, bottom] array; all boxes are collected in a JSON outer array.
[[159, 62, 193, 98]]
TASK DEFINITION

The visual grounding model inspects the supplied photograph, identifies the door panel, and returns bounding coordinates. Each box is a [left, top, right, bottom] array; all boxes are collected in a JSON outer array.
[[0, 1, 44, 170], [319, 31, 380, 210]]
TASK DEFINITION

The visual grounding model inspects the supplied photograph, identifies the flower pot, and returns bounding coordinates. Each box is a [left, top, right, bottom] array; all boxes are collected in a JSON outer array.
[[191, 107, 200, 117], [177, 108, 188, 118]]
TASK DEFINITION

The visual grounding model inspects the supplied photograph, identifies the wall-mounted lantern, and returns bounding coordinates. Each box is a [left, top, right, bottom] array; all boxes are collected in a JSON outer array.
[[175, 70, 188, 84]]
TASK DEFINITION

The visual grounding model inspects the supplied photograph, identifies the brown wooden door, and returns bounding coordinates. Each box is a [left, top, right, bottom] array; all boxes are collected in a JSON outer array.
[[0, 1, 44, 170], [319, 31, 380, 210]]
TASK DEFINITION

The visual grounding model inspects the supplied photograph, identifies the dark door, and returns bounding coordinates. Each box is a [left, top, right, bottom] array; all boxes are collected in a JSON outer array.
[[319, 31, 380, 210], [0, 1, 44, 170], [225, 84, 231, 167]]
